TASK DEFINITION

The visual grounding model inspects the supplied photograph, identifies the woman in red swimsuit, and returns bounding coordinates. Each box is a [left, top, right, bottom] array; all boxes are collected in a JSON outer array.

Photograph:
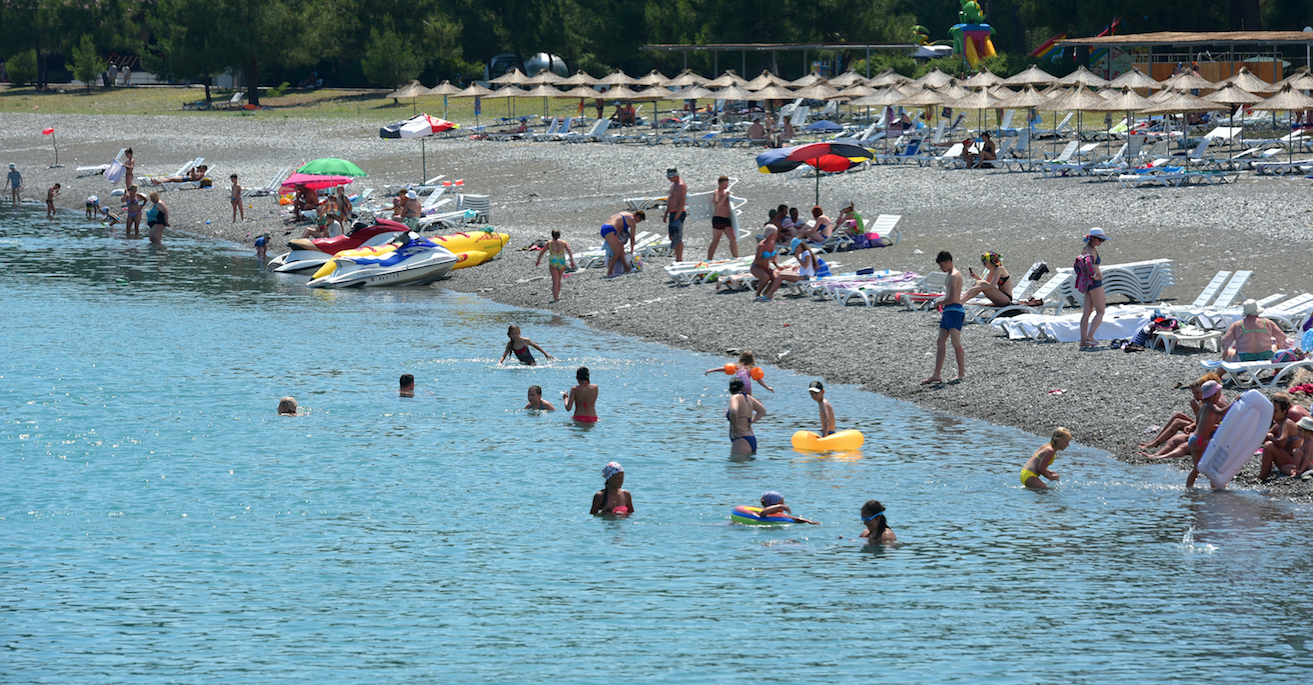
[[565, 366, 598, 423]]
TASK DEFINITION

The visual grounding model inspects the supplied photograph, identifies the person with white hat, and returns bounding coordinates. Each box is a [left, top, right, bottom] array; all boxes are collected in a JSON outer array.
[[400, 189, 421, 230], [1220, 299, 1288, 361], [1291, 416, 1313, 480], [1076, 227, 1109, 348]]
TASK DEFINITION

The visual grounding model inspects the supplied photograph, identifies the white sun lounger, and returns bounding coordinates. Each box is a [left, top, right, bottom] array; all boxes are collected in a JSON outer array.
[[1200, 357, 1313, 389]]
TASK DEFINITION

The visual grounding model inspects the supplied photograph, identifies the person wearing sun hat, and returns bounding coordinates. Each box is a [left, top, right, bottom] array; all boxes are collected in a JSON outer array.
[[1185, 379, 1228, 489], [1076, 227, 1109, 348], [590, 461, 634, 515], [1220, 298, 1289, 362], [1292, 416, 1313, 480], [400, 189, 421, 230]]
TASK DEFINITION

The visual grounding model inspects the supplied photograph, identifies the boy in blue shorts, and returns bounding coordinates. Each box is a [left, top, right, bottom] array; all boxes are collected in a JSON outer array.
[[922, 250, 965, 384]]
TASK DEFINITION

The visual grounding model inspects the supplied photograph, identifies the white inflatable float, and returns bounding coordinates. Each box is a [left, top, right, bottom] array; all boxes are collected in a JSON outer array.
[[1197, 389, 1273, 489]]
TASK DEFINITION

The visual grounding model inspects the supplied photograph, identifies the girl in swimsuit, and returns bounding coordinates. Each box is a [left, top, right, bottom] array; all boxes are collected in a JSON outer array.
[[590, 462, 633, 515], [498, 325, 553, 366], [751, 228, 780, 300], [1078, 228, 1108, 348], [703, 350, 773, 394], [1259, 393, 1305, 480], [1021, 427, 1070, 489], [726, 377, 766, 456], [962, 251, 1013, 306], [534, 230, 575, 302], [122, 148, 135, 188], [565, 366, 599, 423], [145, 191, 170, 244], [858, 500, 896, 544]]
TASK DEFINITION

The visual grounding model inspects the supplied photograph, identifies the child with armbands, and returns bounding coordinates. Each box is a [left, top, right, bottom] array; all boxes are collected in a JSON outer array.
[[591, 462, 633, 515], [1021, 427, 1070, 489], [758, 491, 818, 524], [703, 349, 773, 394]]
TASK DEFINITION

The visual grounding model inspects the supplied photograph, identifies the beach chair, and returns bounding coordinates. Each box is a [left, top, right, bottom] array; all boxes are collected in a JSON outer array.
[[1200, 357, 1313, 389], [664, 256, 755, 285], [218, 91, 246, 109], [834, 271, 946, 307], [243, 168, 291, 197], [1034, 112, 1073, 139], [561, 119, 611, 143], [878, 138, 924, 165], [153, 158, 204, 191], [932, 142, 964, 168], [1258, 293, 1313, 331], [527, 118, 561, 142], [961, 262, 1049, 324]]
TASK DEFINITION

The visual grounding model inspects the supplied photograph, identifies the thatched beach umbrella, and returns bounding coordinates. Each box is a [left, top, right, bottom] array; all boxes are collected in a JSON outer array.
[[912, 68, 953, 89], [794, 81, 841, 101], [635, 85, 678, 127], [387, 80, 432, 114], [790, 73, 824, 88], [705, 70, 748, 88], [560, 84, 600, 99], [1275, 66, 1313, 91], [485, 84, 526, 119], [1219, 66, 1273, 94], [1109, 68, 1161, 91], [1058, 66, 1110, 89], [829, 70, 867, 88], [1039, 86, 1106, 153], [665, 69, 707, 88], [1205, 84, 1262, 156], [429, 80, 463, 119], [867, 68, 909, 87], [837, 83, 875, 100], [452, 82, 495, 127], [1142, 90, 1216, 149], [949, 87, 1004, 151], [711, 84, 755, 102], [963, 68, 1004, 88], [524, 70, 564, 86], [745, 70, 790, 91], [597, 69, 638, 87], [1252, 84, 1313, 161], [1088, 87, 1154, 154], [1003, 65, 1058, 87], [522, 83, 563, 118], [490, 68, 529, 86], [560, 70, 599, 87], [997, 85, 1052, 163], [635, 70, 670, 87], [599, 84, 643, 100], [679, 85, 717, 100]]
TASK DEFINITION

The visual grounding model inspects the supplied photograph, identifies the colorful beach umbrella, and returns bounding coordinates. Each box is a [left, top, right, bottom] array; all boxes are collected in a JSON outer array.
[[296, 158, 367, 177], [756, 142, 873, 205], [379, 114, 459, 182], [281, 173, 354, 191]]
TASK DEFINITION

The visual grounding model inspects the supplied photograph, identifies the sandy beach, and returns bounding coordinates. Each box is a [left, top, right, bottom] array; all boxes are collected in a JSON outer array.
[[6, 111, 1313, 497]]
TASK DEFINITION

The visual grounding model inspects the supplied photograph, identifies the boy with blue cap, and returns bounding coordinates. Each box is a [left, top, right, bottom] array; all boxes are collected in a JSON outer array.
[[758, 491, 818, 524]]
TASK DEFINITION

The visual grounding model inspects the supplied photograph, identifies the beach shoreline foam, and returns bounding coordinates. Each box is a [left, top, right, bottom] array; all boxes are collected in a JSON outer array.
[[5, 111, 1312, 498]]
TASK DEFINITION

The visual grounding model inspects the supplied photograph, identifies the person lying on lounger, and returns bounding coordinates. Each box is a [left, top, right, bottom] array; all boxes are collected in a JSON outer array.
[[149, 165, 208, 185], [1220, 299, 1288, 361]]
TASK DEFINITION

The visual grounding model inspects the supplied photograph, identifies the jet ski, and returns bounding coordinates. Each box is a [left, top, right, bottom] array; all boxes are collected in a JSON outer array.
[[267, 219, 408, 273], [306, 233, 458, 288]]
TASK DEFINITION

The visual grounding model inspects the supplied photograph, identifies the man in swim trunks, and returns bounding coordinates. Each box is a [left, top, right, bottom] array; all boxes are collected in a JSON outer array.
[[1221, 299, 1288, 362], [565, 366, 599, 423], [922, 251, 965, 384], [707, 176, 738, 260], [808, 381, 836, 437], [663, 168, 687, 262], [45, 183, 60, 219], [601, 210, 643, 277], [1186, 380, 1228, 488], [5, 163, 20, 207], [399, 374, 414, 398], [1021, 427, 1070, 489], [230, 174, 244, 223], [727, 377, 766, 456]]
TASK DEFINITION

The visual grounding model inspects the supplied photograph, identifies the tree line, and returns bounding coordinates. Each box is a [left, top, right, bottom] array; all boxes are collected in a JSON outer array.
[[1, 0, 1308, 104]]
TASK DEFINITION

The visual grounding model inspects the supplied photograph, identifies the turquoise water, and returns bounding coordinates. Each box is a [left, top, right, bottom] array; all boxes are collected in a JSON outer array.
[[3, 210, 1313, 683]]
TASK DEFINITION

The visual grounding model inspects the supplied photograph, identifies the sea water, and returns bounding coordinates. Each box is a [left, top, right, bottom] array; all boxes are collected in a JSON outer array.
[[2, 210, 1312, 684]]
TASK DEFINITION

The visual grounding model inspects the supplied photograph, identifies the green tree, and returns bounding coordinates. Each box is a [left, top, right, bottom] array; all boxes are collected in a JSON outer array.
[[69, 34, 107, 92], [361, 24, 423, 88], [142, 1, 232, 102], [6, 49, 38, 87]]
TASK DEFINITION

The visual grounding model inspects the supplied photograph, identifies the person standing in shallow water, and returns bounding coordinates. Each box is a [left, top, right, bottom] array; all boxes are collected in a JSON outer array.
[[499, 325, 552, 365], [565, 366, 598, 423], [399, 374, 414, 397]]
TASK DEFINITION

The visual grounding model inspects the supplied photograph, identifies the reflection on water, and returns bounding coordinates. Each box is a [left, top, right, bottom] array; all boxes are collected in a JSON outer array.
[[4, 208, 1313, 683]]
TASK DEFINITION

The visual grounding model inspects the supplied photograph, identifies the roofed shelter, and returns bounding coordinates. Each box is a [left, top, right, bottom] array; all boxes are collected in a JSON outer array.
[[639, 42, 914, 80], [1059, 30, 1313, 85]]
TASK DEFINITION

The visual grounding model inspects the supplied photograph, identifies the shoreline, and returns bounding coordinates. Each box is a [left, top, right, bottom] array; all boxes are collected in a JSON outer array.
[[5, 111, 1313, 499]]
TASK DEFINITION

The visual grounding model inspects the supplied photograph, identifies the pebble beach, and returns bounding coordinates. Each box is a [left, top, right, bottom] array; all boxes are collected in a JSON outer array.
[[6, 111, 1313, 498]]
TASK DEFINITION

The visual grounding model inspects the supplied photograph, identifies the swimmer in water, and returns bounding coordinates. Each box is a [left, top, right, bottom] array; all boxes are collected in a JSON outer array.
[[277, 397, 299, 415], [703, 350, 773, 394], [525, 385, 556, 411], [565, 366, 598, 423], [727, 377, 766, 455], [590, 461, 634, 515], [858, 500, 896, 544], [399, 374, 414, 398], [808, 380, 835, 436], [498, 324, 553, 366], [1021, 427, 1070, 489], [757, 490, 818, 524]]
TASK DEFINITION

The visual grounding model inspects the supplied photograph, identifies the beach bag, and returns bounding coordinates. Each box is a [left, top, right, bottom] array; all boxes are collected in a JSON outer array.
[[1274, 349, 1304, 363], [866, 233, 893, 248], [1073, 253, 1096, 293], [814, 258, 831, 279]]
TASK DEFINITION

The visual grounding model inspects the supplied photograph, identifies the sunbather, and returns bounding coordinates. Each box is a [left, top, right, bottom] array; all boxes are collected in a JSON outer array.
[[1186, 381, 1229, 488], [962, 132, 997, 169], [751, 227, 781, 300], [761, 238, 827, 300], [1221, 299, 1289, 361], [293, 183, 319, 216], [961, 251, 1012, 306], [1259, 393, 1305, 480], [1292, 417, 1313, 480], [148, 165, 207, 185], [1139, 373, 1220, 456], [834, 201, 863, 237]]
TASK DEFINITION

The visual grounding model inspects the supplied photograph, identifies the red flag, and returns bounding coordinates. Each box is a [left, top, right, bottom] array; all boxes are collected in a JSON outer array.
[[42, 127, 54, 135]]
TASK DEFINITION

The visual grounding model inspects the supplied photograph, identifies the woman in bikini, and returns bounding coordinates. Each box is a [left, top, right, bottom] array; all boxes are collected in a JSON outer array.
[[961, 251, 1013, 306], [534, 230, 575, 302], [750, 227, 780, 300], [1259, 393, 1305, 480], [122, 185, 145, 237], [1077, 228, 1109, 348], [145, 191, 170, 244], [761, 238, 828, 300], [590, 462, 633, 515], [565, 366, 598, 424], [498, 325, 553, 365], [122, 148, 135, 188], [600, 210, 643, 277], [727, 377, 767, 456]]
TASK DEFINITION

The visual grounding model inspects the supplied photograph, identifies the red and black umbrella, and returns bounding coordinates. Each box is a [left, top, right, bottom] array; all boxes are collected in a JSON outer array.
[[379, 114, 459, 183], [756, 142, 872, 205]]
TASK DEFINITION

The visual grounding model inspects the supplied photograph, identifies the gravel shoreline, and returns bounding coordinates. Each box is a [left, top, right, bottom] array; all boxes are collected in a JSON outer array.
[[6, 112, 1312, 499]]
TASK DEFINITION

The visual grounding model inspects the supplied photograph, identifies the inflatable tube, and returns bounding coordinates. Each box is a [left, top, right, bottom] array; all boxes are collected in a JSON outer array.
[[791, 429, 865, 452], [429, 231, 509, 257], [1198, 389, 1274, 489], [452, 250, 489, 270], [730, 505, 795, 525]]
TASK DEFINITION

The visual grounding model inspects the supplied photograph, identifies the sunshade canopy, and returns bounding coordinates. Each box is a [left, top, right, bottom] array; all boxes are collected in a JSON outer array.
[[297, 158, 367, 177]]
